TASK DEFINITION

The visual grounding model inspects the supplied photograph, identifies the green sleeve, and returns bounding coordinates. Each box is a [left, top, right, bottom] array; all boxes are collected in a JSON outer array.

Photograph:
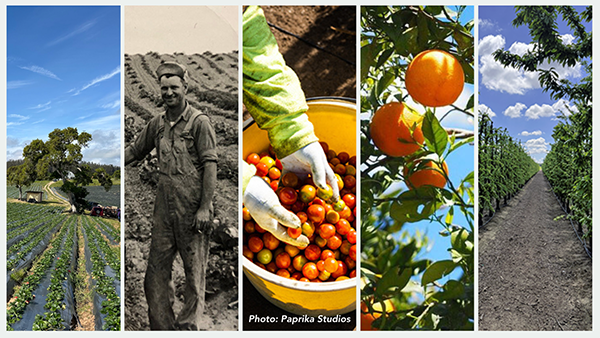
[[242, 161, 257, 196], [243, 5, 319, 159]]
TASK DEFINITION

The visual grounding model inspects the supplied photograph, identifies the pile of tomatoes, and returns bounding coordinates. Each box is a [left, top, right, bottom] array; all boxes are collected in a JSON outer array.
[[243, 142, 357, 283]]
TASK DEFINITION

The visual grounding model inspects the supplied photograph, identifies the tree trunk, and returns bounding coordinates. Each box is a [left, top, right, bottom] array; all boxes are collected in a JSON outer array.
[[68, 192, 78, 213]]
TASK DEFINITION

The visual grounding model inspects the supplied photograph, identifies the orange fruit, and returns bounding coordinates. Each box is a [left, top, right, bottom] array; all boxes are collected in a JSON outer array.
[[360, 299, 395, 331], [370, 102, 425, 157], [405, 49, 465, 107], [404, 158, 449, 189]]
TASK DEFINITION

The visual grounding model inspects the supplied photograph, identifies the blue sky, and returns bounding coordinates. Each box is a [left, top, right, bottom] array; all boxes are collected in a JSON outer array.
[[6, 6, 121, 166], [362, 6, 475, 283], [479, 6, 590, 164], [404, 5, 474, 281]]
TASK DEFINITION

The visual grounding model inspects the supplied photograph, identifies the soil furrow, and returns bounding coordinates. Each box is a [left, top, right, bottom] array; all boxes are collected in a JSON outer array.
[[479, 171, 592, 331]]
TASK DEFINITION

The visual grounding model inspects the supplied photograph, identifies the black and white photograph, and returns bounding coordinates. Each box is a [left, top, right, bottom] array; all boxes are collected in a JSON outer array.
[[123, 6, 239, 331]]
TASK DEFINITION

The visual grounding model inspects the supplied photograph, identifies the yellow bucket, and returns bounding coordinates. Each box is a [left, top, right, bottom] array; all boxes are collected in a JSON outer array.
[[242, 97, 357, 316]]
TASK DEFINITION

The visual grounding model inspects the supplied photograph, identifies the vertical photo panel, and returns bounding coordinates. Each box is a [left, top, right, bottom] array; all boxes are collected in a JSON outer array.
[[6, 6, 122, 331], [241, 5, 357, 330], [477, 5, 592, 331], [123, 6, 239, 331], [360, 5, 475, 330]]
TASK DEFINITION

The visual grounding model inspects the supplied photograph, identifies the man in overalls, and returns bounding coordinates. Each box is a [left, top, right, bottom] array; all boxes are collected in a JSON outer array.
[[125, 62, 217, 330]]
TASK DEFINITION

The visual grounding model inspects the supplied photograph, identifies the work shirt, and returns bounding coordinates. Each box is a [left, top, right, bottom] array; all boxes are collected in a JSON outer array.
[[129, 102, 218, 174]]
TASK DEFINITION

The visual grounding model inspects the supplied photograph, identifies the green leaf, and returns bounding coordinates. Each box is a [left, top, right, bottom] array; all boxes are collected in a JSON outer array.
[[421, 260, 457, 285], [422, 111, 448, 157], [375, 266, 413, 297], [389, 187, 442, 229], [376, 70, 396, 97]]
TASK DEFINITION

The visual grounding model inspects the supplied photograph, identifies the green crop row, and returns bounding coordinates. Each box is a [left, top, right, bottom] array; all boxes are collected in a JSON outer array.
[[542, 103, 592, 242], [6, 216, 71, 328], [82, 216, 120, 330], [478, 113, 539, 222], [32, 216, 77, 331], [7, 215, 68, 271]]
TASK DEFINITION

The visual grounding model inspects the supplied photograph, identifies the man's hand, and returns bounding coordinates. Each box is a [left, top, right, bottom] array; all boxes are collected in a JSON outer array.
[[193, 207, 212, 235], [280, 141, 340, 203], [243, 176, 309, 247]]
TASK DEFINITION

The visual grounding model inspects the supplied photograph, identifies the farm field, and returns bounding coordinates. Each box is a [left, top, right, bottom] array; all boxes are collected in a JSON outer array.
[[6, 202, 121, 331], [7, 183, 47, 200], [478, 171, 592, 330], [124, 50, 238, 330]]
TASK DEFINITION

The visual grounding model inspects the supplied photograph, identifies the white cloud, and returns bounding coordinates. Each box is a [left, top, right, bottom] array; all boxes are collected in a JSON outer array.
[[560, 34, 576, 45], [19, 65, 61, 81], [47, 19, 97, 47], [503, 102, 527, 118], [29, 101, 51, 109], [479, 103, 496, 118], [520, 130, 542, 137], [552, 99, 578, 116], [524, 99, 579, 120], [7, 80, 33, 89], [101, 100, 121, 110], [479, 34, 582, 95], [7, 122, 24, 127], [82, 129, 121, 165], [523, 137, 549, 155], [479, 19, 500, 32], [73, 66, 120, 95], [525, 104, 556, 119], [8, 114, 30, 121]]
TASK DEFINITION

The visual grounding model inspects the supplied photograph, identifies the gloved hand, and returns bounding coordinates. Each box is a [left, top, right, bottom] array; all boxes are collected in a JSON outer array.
[[243, 175, 309, 247], [280, 141, 340, 203]]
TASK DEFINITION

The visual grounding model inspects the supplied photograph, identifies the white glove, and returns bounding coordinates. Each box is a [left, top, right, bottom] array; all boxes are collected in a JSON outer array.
[[280, 142, 340, 203], [243, 175, 309, 247]]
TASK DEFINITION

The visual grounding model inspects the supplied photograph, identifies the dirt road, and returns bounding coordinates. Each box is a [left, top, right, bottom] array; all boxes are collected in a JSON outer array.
[[478, 171, 592, 331]]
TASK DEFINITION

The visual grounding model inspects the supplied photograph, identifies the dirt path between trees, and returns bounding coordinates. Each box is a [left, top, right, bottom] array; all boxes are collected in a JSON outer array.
[[478, 171, 592, 331]]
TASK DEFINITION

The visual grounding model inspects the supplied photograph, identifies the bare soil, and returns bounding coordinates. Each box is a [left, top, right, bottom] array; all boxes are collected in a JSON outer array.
[[478, 171, 592, 331]]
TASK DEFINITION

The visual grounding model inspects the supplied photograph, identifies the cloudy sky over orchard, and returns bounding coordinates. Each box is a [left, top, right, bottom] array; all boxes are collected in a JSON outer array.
[[478, 6, 590, 163]]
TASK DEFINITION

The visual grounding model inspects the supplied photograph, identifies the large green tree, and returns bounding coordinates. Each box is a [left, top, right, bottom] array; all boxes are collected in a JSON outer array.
[[6, 164, 34, 200], [493, 6, 592, 105], [22, 127, 112, 213]]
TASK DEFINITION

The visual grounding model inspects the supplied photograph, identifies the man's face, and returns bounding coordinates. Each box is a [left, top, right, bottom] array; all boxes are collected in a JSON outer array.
[[160, 75, 187, 108]]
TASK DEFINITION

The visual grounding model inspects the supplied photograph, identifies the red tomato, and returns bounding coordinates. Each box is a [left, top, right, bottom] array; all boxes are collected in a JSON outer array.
[[248, 236, 263, 253], [255, 162, 269, 177], [262, 232, 280, 251], [287, 226, 302, 239], [304, 244, 321, 261], [335, 219, 351, 236], [278, 187, 298, 205], [302, 262, 319, 280], [319, 223, 336, 240], [324, 257, 339, 273], [246, 153, 260, 165], [275, 252, 291, 269], [330, 261, 348, 279], [327, 234, 343, 251], [347, 228, 357, 244], [342, 194, 356, 210], [307, 204, 325, 224]]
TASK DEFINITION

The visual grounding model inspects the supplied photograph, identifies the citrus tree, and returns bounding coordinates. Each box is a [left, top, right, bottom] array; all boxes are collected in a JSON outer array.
[[361, 6, 474, 330]]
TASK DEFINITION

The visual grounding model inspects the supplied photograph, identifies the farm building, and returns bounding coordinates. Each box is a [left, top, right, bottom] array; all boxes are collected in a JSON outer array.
[[25, 191, 43, 203]]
